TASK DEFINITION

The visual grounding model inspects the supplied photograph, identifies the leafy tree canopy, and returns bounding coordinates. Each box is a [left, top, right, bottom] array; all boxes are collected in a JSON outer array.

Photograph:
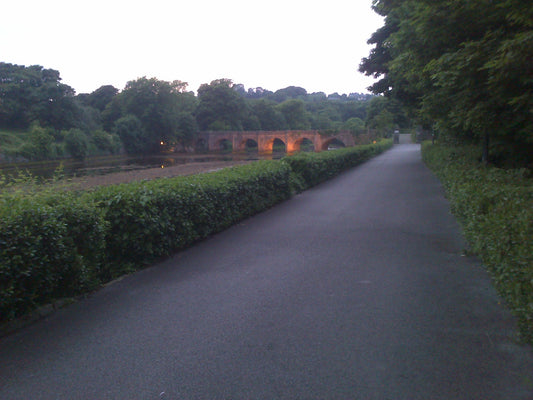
[[110, 77, 197, 153], [196, 79, 248, 131], [79, 85, 119, 111], [277, 99, 311, 130], [1, 61, 391, 158], [360, 0, 533, 164], [0, 62, 78, 130], [64, 128, 89, 160]]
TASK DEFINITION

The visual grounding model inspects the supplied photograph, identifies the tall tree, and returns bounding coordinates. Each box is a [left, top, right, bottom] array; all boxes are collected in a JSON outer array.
[[0, 63, 78, 130], [112, 77, 195, 153], [114, 114, 147, 154], [276, 99, 311, 130], [196, 79, 247, 130], [249, 99, 287, 130], [268, 86, 308, 103], [360, 0, 533, 164], [82, 85, 119, 111]]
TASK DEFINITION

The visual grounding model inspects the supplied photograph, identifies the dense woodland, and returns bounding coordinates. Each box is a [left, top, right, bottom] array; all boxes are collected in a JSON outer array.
[[360, 0, 533, 167], [0, 63, 408, 161]]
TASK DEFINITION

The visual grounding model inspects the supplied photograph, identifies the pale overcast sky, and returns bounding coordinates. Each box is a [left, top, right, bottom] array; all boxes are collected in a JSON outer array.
[[1, 0, 383, 95]]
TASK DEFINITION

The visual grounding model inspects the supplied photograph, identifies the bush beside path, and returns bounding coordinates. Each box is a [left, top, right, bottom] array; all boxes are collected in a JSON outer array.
[[0, 140, 392, 325]]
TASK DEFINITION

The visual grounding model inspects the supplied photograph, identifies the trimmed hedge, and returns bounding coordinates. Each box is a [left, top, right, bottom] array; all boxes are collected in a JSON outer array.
[[0, 141, 391, 323], [283, 139, 393, 190], [0, 193, 106, 320], [422, 142, 533, 343], [87, 160, 293, 280], [1, 161, 292, 320]]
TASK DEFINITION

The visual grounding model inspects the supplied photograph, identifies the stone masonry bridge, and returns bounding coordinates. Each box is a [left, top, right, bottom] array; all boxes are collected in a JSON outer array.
[[196, 130, 355, 153]]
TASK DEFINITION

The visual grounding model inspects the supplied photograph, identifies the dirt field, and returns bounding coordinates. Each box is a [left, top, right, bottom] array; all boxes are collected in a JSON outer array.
[[68, 159, 255, 190]]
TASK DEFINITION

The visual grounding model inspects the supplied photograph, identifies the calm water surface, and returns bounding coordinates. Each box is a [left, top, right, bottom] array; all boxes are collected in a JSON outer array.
[[0, 151, 289, 181]]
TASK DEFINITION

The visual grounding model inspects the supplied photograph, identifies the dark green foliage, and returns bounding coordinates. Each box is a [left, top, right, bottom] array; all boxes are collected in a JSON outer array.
[[422, 142, 533, 343], [115, 77, 196, 153], [92, 130, 120, 154], [80, 85, 119, 112], [0, 141, 391, 324], [64, 128, 89, 160], [276, 99, 311, 130], [268, 86, 308, 103], [196, 79, 248, 131], [113, 114, 147, 154], [0, 192, 106, 320], [365, 96, 409, 134], [343, 117, 365, 135], [175, 112, 198, 147], [0, 62, 79, 131], [87, 161, 293, 279], [195, 80, 378, 133], [0, 160, 293, 320], [360, 0, 533, 165], [249, 99, 287, 130], [18, 124, 56, 161]]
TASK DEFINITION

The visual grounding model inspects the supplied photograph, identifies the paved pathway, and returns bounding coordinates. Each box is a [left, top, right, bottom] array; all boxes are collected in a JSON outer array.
[[1, 144, 532, 399]]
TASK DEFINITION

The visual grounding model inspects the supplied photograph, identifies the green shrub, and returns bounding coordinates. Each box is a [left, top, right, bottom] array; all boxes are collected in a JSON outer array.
[[283, 139, 393, 189], [64, 128, 89, 160], [85, 160, 293, 280], [422, 142, 533, 343], [114, 114, 147, 154], [0, 192, 106, 320], [18, 124, 55, 161], [0, 142, 391, 324], [91, 130, 117, 154]]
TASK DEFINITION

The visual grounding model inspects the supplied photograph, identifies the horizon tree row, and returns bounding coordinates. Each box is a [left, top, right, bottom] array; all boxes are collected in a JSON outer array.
[[0, 62, 410, 159]]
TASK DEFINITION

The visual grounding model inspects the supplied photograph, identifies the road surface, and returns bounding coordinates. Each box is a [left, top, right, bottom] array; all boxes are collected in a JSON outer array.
[[1, 144, 532, 399]]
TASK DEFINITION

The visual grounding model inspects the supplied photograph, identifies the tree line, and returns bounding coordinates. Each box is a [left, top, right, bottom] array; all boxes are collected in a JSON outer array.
[[0, 62, 409, 161], [359, 0, 533, 167]]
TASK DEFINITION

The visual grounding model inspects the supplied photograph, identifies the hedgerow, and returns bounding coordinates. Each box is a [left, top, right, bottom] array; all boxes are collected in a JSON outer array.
[[0, 141, 391, 324], [422, 142, 533, 343], [86, 160, 294, 280], [0, 192, 106, 320], [283, 139, 393, 190]]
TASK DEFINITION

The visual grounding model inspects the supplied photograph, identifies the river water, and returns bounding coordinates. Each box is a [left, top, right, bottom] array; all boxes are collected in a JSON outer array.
[[0, 151, 288, 181]]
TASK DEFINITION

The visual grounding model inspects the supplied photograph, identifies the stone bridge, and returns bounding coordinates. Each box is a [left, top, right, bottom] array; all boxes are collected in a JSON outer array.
[[196, 130, 355, 153]]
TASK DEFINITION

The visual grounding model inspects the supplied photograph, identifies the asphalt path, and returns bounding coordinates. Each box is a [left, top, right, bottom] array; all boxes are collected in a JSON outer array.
[[1, 144, 532, 399]]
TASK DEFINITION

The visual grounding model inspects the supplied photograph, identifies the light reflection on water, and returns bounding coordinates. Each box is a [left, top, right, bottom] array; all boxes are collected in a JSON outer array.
[[0, 151, 289, 180]]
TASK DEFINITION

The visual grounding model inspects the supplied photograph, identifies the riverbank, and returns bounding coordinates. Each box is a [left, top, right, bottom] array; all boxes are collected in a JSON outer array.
[[66, 159, 255, 190]]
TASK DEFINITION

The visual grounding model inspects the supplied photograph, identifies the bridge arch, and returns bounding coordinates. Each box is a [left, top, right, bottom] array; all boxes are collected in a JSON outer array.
[[197, 130, 355, 153], [321, 138, 346, 151], [267, 137, 286, 153], [196, 138, 208, 152], [237, 138, 258, 153], [293, 137, 315, 152], [215, 138, 233, 152]]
